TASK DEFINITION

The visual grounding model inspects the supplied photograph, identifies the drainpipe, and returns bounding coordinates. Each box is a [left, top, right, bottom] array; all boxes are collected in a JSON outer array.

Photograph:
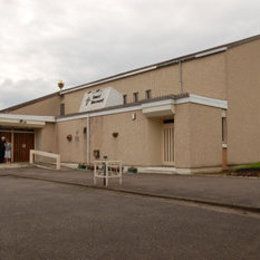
[[179, 60, 184, 93], [86, 115, 90, 164]]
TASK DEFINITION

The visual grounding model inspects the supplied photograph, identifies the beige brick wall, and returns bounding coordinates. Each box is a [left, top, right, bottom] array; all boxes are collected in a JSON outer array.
[[10, 95, 60, 116], [174, 103, 222, 168], [57, 119, 88, 163], [35, 123, 58, 162], [90, 111, 163, 166], [55, 111, 163, 166], [227, 38, 260, 165]]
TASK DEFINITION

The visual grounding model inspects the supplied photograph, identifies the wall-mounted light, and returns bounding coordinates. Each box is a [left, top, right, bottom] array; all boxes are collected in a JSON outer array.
[[93, 150, 100, 159], [66, 134, 72, 142], [112, 132, 119, 138]]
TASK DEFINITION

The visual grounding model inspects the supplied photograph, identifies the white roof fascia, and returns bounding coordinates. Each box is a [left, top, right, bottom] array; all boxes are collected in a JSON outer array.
[[175, 94, 228, 109], [57, 104, 143, 122], [0, 113, 56, 123], [195, 47, 227, 58]]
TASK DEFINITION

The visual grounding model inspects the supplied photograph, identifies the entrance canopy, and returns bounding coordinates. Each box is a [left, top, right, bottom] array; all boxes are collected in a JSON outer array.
[[0, 114, 56, 128], [142, 94, 228, 118], [142, 99, 175, 118]]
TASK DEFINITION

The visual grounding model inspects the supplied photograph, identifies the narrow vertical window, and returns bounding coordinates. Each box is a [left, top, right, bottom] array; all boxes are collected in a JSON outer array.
[[123, 94, 127, 104], [133, 92, 139, 103], [145, 89, 151, 99], [60, 103, 65, 116], [222, 117, 227, 144]]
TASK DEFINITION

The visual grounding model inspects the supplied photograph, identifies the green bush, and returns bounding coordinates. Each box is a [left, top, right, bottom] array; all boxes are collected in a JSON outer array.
[[128, 167, 138, 174], [234, 162, 260, 172], [78, 163, 87, 170]]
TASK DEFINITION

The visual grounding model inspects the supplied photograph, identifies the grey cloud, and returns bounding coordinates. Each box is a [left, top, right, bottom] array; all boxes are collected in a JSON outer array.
[[0, 78, 53, 109]]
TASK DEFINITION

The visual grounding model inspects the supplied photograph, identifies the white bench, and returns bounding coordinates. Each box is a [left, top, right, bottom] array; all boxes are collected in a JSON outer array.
[[30, 150, 61, 170], [94, 160, 123, 187]]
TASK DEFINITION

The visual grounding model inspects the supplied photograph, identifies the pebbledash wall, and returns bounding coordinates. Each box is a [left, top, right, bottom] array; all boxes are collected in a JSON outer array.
[[1, 35, 260, 173]]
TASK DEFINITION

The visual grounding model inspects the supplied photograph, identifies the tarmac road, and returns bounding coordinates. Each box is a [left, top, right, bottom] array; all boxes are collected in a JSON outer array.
[[0, 176, 259, 260]]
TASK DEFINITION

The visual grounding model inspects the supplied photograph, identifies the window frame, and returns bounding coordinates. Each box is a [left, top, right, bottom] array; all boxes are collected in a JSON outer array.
[[123, 94, 127, 104], [145, 89, 152, 99], [133, 92, 139, 103], [60, 103, 65, 116]]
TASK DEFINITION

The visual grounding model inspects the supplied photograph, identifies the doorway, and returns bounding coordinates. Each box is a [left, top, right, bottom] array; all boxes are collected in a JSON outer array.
[[0, 130, 35, 162], [162, 123, 174, 165], [13, 133, 34, 162]]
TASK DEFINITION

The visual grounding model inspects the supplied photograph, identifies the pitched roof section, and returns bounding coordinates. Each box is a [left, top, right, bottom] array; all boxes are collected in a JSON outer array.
[[0, 92, 59, 113], [1, 34, 259, 112], [61, 34, 260, 95]]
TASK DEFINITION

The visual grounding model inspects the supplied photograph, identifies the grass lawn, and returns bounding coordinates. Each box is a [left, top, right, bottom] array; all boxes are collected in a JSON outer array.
[[228, 162, 260, 177]]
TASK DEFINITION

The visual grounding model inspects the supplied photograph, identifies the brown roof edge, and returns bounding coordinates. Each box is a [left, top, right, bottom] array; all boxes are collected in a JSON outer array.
[[61, 34, 260, 94], [0, 92, 59, 113]]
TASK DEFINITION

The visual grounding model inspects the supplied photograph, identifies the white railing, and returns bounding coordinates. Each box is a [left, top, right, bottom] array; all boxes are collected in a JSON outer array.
[[94, 160, 123, 187], [30, 150, 61, 170]]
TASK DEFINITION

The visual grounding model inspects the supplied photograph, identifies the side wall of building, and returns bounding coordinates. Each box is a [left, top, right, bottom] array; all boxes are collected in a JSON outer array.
[[174, 103, 222, 169], [227, 38, 260, 165], [35, 123, 58, 162], [56, 111, 163, 166], [89, 111, 163, 166], [57, 119, 88, 163]]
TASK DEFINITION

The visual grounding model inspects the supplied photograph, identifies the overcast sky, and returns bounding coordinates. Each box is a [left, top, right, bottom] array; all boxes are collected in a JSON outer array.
[[0, 0, 259, 109]]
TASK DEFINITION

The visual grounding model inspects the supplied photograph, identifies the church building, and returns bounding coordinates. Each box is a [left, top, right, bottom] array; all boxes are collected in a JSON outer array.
[[0, 34, 259, 174]]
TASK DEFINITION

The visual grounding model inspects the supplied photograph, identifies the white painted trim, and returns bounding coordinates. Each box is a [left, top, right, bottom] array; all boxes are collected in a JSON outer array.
[[222, 143, 227, 148], [0, 119, 46, 128], [175, 94, 228, 109], [61, 66, 157, 94], [0, 129, 35, 134], [194, 47, 227, 58], [57, 95, 228, 122], [57, 105, 142, 122], [0, 113, 55, 122]]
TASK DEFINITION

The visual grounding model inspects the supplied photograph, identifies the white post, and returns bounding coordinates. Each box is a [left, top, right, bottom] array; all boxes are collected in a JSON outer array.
[[94, 163, 97, 185], [119, 163, 122, 185], [29, 150, 34, 164], [57, 155, 61, 170], [106, 163, 109, 187]]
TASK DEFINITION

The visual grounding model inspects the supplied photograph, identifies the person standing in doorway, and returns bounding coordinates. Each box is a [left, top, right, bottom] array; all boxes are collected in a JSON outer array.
[[0, 136, 6, 163], [4, 139, 11, 164]]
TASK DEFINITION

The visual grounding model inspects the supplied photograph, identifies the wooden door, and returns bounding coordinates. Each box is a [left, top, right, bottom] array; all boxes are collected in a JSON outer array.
[[162, 124, 174, 165], [13, 133, 34, 162]]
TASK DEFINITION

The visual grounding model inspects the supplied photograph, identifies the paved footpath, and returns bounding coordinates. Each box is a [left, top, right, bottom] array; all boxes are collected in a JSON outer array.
[[1, 167, 260, 211]]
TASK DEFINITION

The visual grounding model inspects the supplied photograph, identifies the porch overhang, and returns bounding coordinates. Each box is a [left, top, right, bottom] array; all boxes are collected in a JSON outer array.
[[141, 100, 175, 118], [141, 94, 228, 118], [0, 114, 56, 128]]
